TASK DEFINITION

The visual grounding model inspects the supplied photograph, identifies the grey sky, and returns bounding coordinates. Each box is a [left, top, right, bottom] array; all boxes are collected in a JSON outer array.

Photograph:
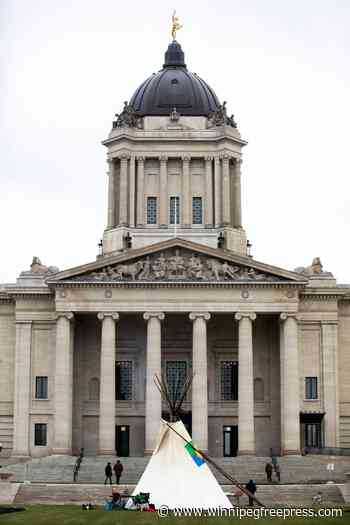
[[1, 0, 349, 283]]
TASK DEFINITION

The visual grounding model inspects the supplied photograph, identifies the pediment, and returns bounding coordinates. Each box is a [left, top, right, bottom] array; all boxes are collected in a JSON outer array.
[[47, 238, 307, 285]]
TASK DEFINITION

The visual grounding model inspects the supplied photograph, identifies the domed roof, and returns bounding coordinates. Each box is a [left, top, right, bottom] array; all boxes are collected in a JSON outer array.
[[129, 41, 221, 117]]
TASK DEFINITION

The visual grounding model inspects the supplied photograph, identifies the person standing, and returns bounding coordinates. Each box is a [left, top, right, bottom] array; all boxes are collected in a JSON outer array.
[[245, 479, 257, 506], [114, 460, 124, 484], [265, 462, 273, 482], [104, 462, 113, 485]]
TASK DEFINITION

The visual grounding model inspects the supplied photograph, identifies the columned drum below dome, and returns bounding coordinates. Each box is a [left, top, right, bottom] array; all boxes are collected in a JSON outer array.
[[129, 41, 221, 116]]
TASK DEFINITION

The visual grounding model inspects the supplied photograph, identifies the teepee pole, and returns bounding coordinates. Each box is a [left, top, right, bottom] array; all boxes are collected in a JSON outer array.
[[164, 421, 264, 507]]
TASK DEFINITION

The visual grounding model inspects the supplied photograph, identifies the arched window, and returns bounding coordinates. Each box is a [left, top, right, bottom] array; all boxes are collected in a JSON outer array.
[[254, 377, 264, 401], [89, 377, 99, 400]]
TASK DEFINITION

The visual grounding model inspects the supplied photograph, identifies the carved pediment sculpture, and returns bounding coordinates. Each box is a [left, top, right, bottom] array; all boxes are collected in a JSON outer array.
[[71, 248, 282, 283]]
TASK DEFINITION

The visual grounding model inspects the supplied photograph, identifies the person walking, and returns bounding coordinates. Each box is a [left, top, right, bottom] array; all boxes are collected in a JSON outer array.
[[245, 479, 257, 506], [114, 460, 124, 485], [265, 462, 273, 482], [104, 462, 113, 485], [274, 463, 281, 482]]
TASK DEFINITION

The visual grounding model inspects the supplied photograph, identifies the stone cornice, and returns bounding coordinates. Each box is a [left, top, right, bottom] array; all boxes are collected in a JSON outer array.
[[4, 287, 53, 298], [103, 128, 248, 148], [300, 292, 343, 301], [52, 281, 304, 289]]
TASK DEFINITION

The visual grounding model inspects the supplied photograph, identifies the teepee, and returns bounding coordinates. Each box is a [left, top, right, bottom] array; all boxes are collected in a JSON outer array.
[[126, 373, 233, 510], [127, 418, 233, 510]]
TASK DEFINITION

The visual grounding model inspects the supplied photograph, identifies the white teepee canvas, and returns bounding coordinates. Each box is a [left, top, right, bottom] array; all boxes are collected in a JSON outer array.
[[126, 419, 233, 510]]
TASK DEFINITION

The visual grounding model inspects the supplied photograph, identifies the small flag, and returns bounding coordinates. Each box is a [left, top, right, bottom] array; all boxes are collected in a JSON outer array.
[[185, 441, 205, 467]]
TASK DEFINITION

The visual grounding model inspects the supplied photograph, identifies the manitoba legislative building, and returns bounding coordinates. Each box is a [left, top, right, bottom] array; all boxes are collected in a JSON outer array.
[[1, 40, 350, 460]]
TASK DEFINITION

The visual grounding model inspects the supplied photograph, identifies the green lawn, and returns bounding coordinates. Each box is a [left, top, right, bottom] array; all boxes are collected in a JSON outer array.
[[0, 506, 349, 525]]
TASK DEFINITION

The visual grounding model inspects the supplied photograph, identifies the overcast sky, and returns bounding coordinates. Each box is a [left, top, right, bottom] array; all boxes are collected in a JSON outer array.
[[1, 0, 349, 283]]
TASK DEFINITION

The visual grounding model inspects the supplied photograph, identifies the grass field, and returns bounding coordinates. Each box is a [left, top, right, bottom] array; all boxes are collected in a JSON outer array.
[[0, 506, 349, 525]]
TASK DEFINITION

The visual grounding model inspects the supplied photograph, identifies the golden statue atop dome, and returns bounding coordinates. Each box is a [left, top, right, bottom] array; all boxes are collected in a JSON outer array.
[[171, 10, 182, 40]]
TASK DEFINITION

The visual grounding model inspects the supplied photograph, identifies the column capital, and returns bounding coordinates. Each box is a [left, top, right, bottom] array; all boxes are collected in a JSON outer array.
[[181, 155, 190, 162], [159, 155, 168, 162], [56, 312, 74, 321], [136, 155, 145, 162], [143, 312, 165, 321], [119, 154, 130, 161], [205, 155, 214, 162], [235, 157, 243, 166], [189, 312, 211, 322], [97, 312, 119, 321], [235, 312, 256, 322], [221, 153, 231, 161], [280, 312, 300, 322]]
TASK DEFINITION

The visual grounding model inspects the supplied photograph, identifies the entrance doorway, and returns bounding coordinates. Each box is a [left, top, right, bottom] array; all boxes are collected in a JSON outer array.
[[116, 425, 130, 457], [223, 425, 238, 457]]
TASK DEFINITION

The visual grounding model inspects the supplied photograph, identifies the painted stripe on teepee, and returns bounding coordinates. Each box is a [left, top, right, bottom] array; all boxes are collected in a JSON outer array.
[[185, 441, 205, 467]]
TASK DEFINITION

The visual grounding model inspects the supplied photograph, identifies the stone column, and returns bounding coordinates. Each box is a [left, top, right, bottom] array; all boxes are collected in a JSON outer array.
[[189, 312, 210, 451], [159, 156, 168, 227], [53, 312, 74, 454], [107, 159, 116, 229], [182, 156, 191, 227], [119, 155, 129, 226], [235, 312, 256, 455], [280, 313, 300, 454], [136, 156, 145, 226], [143, 312, 164, 454], [97, 313, 119, 454], [214, 156, 221, 227], [12, 321, 32, 456], [321, 322, 339, 447], [205, 156, 213, 227], [129, 155, 136, 227], [222, 155, 231, 225], [232, 158, 242, 228]]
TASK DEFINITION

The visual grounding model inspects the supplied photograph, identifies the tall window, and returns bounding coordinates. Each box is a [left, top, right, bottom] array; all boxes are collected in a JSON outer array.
[[147, 196, 157, 224], [221, 361, 238, 400], [166, 361, 187, 400], [192, 197, 203, 224], [34, 423, 47, 446], [169, 196, 180, 224], [116, 361, 132, 400], [305, 377, 318, 400], [35, 376, 48, 399]]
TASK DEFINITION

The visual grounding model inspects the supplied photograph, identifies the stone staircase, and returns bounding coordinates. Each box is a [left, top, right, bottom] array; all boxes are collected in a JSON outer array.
[[2, 454, 350, 485], [13, 482, 346, 507]]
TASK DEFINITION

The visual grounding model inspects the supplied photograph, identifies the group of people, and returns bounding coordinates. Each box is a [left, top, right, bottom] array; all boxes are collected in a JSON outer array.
[[105, 460, 123, 485]]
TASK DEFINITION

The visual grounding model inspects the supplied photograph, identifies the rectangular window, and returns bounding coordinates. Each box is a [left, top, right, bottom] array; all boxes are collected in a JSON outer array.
[[169, 196, 180, 224], [35, 376, 48, 399], [34, 423, 47, 446], [305, 377, 318, 400], [166, 361, 187, 401], [147, 196, 157, 224], [192, 196, 203, 224], [116, 361, 132, 400], [221, 361, 238, 400]]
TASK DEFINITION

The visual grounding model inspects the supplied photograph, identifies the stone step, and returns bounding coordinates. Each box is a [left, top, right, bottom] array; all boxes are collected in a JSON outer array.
[[13, 482, 346, 507], [3, 454, 349, 485]]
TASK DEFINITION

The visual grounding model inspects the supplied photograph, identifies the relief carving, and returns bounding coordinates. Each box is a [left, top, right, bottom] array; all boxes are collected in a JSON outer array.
[[79, 248, 281, 282]]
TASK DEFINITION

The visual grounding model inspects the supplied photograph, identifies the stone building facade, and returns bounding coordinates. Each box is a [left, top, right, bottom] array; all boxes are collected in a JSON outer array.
[[1, 41, 350, 458]]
